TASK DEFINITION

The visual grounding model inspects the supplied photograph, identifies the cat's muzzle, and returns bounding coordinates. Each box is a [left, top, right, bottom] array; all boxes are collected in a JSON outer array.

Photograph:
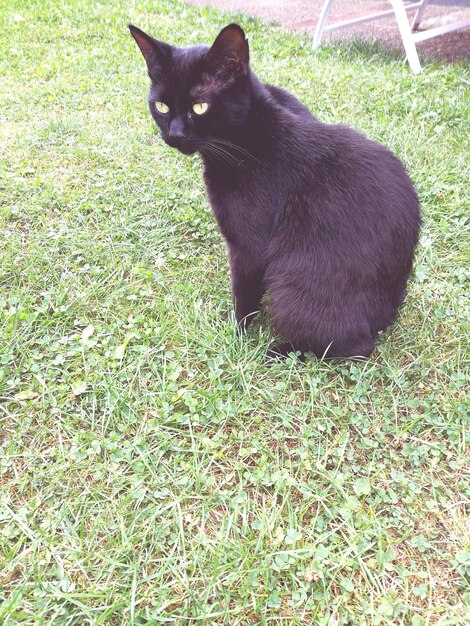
[[164, 135, 197, 155]]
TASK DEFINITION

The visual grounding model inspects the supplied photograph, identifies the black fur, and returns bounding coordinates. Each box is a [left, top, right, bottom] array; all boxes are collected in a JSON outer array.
[[129, 23, 421, 359]]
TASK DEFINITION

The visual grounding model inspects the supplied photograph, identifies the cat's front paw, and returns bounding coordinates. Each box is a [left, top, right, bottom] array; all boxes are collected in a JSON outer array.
[[236, 311, 258, 332]]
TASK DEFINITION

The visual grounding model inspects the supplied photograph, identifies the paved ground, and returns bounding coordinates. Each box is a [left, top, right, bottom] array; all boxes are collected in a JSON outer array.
[[186, 0, 470, 64]]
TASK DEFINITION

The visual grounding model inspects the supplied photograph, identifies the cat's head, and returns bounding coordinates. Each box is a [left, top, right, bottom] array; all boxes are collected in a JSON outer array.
[[129, 23, 251, 155]]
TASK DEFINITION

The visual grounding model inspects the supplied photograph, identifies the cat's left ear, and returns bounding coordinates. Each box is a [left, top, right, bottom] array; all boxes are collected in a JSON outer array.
[[206, 24, 249, 79]]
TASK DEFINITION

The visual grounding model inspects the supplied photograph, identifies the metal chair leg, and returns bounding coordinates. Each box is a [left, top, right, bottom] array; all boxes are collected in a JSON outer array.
[[411, 0, 430, 31], [389, 0, 422, 73], [313, 0, 336, 48]]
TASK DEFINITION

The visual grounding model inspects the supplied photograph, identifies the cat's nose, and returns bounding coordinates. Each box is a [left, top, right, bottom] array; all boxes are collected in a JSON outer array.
[[168, 118, 186, 145]]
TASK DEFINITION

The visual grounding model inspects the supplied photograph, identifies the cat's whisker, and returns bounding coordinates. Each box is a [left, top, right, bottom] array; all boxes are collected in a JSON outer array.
[[199, 146, 217, 164], [209, 137, 262, 165], [209, 141, 254, 167], [203, 145, 233, 167], [201, 144, 237, 168], [203, 142, 241, 168], [213, 138, 262, 164], [206, 138, 245, 162]]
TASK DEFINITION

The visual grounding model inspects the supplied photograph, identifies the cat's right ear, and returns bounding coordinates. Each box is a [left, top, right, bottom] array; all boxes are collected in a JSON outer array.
[[128, 25, 171, 80], [206, 24, 249, 79]]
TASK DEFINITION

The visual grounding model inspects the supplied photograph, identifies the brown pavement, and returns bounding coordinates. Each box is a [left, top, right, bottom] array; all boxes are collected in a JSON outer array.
[[185, 0, 470, 64]]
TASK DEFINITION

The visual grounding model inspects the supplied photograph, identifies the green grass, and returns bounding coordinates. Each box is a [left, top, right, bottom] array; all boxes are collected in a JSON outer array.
[[0, 0, 469, 624]]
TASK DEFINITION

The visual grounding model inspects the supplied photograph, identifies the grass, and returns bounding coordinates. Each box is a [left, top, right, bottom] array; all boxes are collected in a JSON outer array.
[[0, 0, 469, 623]]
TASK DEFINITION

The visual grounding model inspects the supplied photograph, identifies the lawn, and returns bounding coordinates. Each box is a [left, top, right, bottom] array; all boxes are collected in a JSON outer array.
[[0, 0, 469, 624]]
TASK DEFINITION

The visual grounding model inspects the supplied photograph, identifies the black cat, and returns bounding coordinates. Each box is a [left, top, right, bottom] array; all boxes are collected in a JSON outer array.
[[129, 23, 420, 358]]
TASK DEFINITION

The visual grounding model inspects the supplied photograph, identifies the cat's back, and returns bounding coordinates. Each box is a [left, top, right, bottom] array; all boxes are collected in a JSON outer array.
[[264, 84, 315, 118], [272, 109, 419, 229], [264, 103, 420, 283]]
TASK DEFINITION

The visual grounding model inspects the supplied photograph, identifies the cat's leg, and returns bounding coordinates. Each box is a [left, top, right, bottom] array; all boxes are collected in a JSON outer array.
[[229, 249, 265, 329], [266, 268, 376, 359], [231, 267, 265, 329]]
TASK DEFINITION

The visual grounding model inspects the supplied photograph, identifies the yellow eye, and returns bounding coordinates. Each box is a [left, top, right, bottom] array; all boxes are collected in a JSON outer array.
[[192, 102, 209, 115], [155, 101, 169, 114]]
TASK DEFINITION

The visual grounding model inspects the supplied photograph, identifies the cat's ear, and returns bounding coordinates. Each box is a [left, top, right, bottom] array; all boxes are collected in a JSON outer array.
[[128, 24, 171, 80], [206, 24, 249, 79]]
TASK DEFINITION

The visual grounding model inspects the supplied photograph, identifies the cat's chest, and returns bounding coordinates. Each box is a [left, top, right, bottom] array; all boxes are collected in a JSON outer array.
[[203, 168, 276, 248]]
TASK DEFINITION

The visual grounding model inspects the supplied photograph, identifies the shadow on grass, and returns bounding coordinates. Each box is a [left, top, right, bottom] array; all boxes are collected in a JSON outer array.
[[315, 36, 469, 72]]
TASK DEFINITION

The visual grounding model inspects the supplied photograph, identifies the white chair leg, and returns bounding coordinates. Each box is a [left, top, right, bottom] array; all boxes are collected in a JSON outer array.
[[411, 0, 430, 31], [389, 0, 422, 73], [313, 0, 336, 48]]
